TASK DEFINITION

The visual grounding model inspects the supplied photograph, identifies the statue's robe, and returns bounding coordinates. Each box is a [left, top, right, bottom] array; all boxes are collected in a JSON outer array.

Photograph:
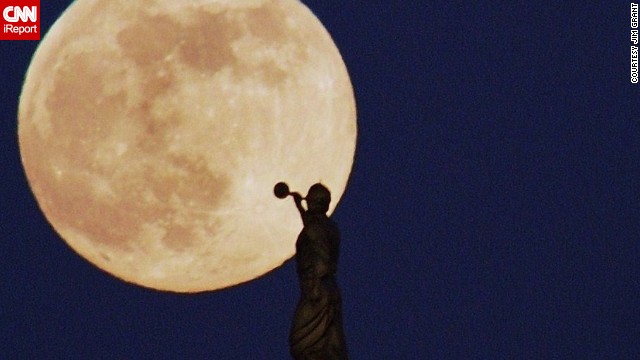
[[289, 214, 348, 360]]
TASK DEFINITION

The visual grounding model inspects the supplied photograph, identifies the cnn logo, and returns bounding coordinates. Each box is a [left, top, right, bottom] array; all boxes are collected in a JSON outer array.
[[4, 6, 37, 22], [1, 1, 40, 40]]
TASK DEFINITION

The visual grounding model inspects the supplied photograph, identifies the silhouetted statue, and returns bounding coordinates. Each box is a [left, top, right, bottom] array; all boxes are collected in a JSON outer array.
[[274, 182, 349, 360]]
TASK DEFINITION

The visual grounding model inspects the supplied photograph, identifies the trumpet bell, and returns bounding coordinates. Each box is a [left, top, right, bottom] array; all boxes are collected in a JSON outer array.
[[274, 182, 290, 199]]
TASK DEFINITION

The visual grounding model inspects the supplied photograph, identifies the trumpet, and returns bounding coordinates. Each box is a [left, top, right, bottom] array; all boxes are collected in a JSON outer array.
[[273, 182, 303, 199]]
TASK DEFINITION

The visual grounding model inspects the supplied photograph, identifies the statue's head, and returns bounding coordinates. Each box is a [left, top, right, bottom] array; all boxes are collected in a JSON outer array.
[[306, 183, 331, 214]]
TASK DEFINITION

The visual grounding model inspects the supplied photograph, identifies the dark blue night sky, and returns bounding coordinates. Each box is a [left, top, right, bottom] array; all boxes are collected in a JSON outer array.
[[2, 1, 639, 359]]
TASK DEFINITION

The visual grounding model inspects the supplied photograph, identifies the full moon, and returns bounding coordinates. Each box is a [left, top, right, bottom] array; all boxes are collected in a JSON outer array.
[[18, 0, 356, 292]]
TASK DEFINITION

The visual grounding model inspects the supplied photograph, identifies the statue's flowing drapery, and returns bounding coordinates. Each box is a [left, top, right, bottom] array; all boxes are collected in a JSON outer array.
[[289, 215, 348, 360]]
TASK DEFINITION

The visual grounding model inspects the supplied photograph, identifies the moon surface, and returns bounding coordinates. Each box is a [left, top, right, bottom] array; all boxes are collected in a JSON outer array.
[[18, 0, 356, 292]]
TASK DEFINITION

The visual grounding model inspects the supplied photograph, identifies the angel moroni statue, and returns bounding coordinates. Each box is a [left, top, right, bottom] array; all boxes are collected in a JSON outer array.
[[274, 182, 348, 359]]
